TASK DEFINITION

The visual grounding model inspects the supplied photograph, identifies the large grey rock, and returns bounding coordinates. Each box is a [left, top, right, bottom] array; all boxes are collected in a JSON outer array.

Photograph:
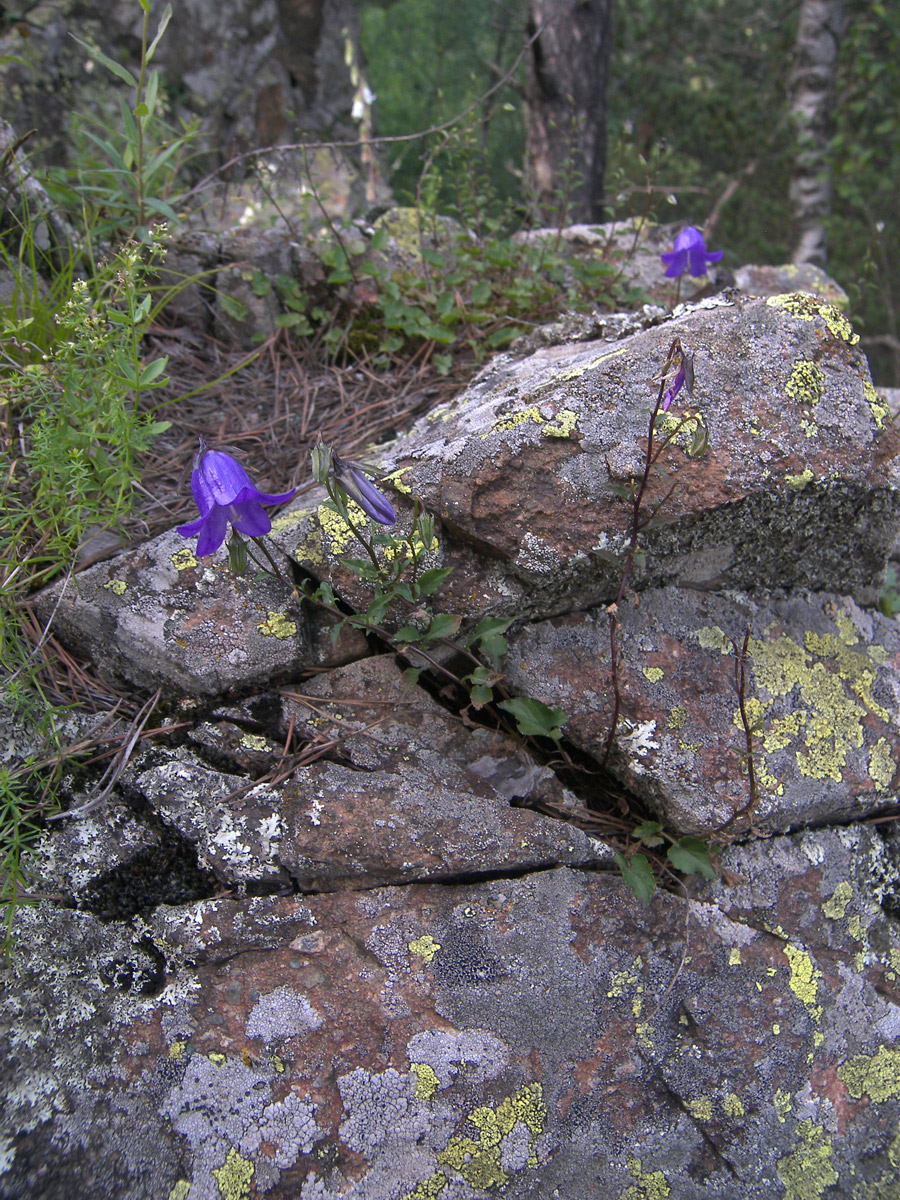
[[3, 825, 899, 1199], [272, 293, 900, 626], [504, 587, 900, 835]]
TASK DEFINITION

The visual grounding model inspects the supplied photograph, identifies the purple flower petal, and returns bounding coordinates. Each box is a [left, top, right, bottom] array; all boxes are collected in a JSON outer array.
[[229, 500, 273, 539], [195, 507, 229, 557]]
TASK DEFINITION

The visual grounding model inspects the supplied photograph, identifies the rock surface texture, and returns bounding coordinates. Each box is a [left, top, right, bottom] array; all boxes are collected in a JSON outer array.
[[8, 290, 900, 1199]]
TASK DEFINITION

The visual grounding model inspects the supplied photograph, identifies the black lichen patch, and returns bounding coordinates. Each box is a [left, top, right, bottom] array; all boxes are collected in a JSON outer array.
[[77, 826, 220, 920]]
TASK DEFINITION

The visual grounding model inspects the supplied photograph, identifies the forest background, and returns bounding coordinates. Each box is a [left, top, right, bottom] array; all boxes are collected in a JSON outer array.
[[361, 0, 899, 387]]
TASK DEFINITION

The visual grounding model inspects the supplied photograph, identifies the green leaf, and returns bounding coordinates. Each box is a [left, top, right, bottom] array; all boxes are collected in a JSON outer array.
[[369, 226, 388, 251], [667, 838, 716, 879], [469, 684, 494, 708], [341, 557, 381, 582], [393, 626, 422, 644], [633, 820, 665, 848], [143, 68, 159, 122], [219, 294, 249, 321], [496, 697, 567, 740], [144, 420, 171, 437], [251, 270, 271, 298], [70, 34, 138, 88], [415, 567, 452, 596], [146, 3, 173, 62], [138, 356, 169, 387], [424, 612, 462, 642], [614, 852, 656, 904]]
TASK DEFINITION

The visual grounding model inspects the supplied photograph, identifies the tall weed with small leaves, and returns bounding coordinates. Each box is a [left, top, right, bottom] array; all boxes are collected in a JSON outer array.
[[54, 1, 198, 240]]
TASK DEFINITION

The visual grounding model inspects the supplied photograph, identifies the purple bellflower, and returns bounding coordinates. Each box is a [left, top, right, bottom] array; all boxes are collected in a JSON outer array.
[[660, 226, 723, 279], [331, 452, 396, 525], [662, 350, 695, 412], [177, 441, 296, 557]]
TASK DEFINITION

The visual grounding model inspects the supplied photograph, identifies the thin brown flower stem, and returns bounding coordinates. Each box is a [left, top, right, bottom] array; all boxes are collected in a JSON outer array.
[[715, 628, 761, 838], [600, 340, 683, 768]]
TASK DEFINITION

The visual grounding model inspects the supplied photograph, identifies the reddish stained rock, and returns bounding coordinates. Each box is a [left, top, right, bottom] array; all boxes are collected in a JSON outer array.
[[505, 587, 900, 835], [272, 293, 900, 624], [4, 839, 899, 1199]]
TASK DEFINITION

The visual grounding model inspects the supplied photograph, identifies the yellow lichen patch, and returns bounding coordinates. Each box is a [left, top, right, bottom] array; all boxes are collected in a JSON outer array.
[[256, 612, 297, 639], [724, 1092, 745, 1118], [212, 1148, 254, 1200], [767, 293, 860, 345], [668, 704, 686, 731], [688, 1096, 713, 1121], [408, 935, 442, 964], [167, 1183, 191, 1200], [607, 956, 643, 998], [776, 1121, 839, 1199], [383, 467, 413, 495], [436, 1084, 546, 1189], [317, 501, 365, 553], [555, 343, 630, 383], [656, 410, 708, 457], [864, 380, 890, 430], [208, 1052, 227, 1066], [168, 1040, 187, 1059], [103, 578, 128, 595], [822, 881, 853, 920], [785, 361, 826, 408], [643, 666, 664, 683], [869, 738, 896, 792], [729, 948, 742, 966], [785, 467, 815, 491], [383, 533, 439, 563], [401, 1172, 449, 1200], [270, 507, 311, 534], [486, 405, 545, 437], [743, 620, 893, 787], [839, 1045, 900, 1102], [171, 547, 198, 571], [774, 1088, 793, 1123], [697, 624, 730, 653], [621, 1157, 671, 1200], [784, 944, 821, 1011], [239, 733, 269, 752], [544, 408, 580, 438], [410, 1062, 440, 1101]]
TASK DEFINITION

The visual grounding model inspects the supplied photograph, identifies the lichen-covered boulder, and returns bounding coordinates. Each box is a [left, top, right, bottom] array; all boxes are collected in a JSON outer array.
[[34, 528, 364, 695], [3, 823, 899, 1199], [504, 587, 900, 835], [272, 293, 900, 625]]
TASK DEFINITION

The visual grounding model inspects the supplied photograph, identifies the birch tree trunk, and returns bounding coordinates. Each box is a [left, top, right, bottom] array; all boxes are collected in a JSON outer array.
[[787, 0, 845, 265], [524, 0, 615, 225]]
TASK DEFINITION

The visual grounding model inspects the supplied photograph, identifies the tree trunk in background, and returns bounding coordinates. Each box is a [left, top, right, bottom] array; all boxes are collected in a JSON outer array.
[[787, 0, 845, 265], [524, 0, 615, 225]]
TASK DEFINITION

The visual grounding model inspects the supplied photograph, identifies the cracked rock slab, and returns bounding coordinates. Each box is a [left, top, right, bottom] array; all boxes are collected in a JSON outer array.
[[128, 656, 607, 893], [505, 587, 900, 835], [3, 824, 899, 1199]]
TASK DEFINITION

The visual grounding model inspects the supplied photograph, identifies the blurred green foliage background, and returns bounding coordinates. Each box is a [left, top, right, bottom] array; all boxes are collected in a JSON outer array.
[[361, 0, 900, 385]]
